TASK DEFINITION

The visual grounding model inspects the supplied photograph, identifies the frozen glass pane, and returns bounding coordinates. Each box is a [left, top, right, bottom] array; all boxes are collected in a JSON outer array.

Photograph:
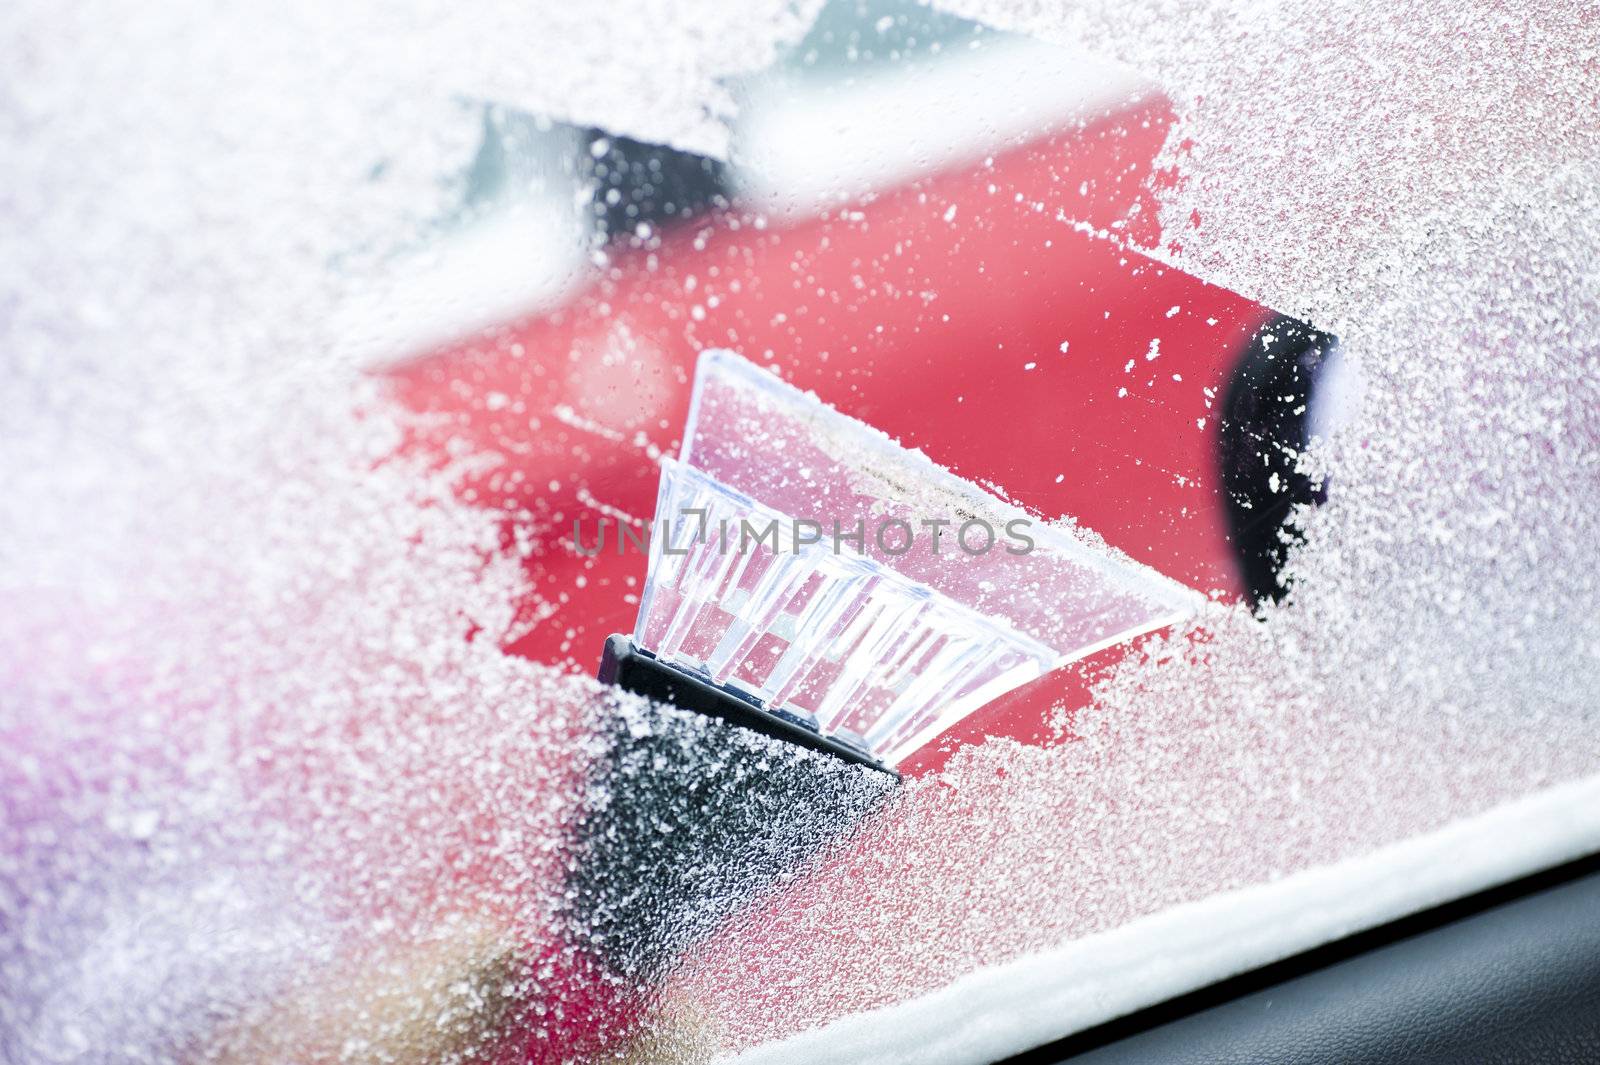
[[4, 0, 1598, 1062]]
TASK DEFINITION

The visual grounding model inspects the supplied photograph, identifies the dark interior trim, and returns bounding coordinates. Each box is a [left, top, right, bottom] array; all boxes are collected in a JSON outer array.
[[1001, 848, 1600, 1063]]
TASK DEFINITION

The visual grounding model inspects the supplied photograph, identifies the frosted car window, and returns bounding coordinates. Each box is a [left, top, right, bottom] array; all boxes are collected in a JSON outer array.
[[4, 0, 1598, 1063]]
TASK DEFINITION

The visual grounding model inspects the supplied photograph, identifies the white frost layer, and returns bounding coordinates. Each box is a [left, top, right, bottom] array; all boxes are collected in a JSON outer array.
[[733, 34, 1144, 216], [728, 773, 1600, 1065]]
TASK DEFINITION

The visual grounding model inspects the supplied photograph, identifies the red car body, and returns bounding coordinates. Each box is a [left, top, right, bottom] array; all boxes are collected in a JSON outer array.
[[389, 91, 1271, 776]]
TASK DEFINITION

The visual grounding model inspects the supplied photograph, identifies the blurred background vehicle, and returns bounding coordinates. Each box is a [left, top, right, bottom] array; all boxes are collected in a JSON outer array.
[[382, 0, 1342, 779]]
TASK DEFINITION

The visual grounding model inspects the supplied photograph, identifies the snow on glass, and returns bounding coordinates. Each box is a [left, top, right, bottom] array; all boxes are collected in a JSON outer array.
[[2, 1, 1598, 1063]]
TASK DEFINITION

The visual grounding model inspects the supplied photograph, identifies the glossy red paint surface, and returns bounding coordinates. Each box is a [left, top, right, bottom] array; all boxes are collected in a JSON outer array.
[[388, 94, 1271, 774]]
